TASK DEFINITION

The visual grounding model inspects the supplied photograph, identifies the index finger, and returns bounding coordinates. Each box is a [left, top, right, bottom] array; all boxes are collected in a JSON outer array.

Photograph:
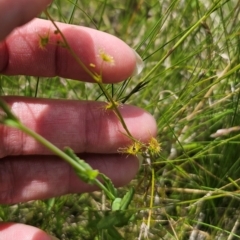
[[0, 0, 52, 40], [0, 18, 142, 83]]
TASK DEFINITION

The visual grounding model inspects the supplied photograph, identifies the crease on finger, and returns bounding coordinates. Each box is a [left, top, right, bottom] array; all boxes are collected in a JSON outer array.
[[0, 41, 9, 73]]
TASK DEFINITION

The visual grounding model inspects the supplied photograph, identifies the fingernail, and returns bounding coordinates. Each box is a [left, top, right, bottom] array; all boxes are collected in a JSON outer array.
[[131, 49, 144, 76]]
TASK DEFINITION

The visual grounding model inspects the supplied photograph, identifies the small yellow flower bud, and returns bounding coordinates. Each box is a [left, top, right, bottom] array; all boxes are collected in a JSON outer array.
[[98, 49, 115, 65], [104, 101, 120, 111], [119, 141, 143, 156], [148, 137, 161, 155], [38, 31, 50, 50]]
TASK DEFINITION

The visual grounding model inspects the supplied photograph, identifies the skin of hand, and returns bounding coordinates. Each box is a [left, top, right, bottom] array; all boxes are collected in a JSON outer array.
[[0, 0, 157, 239]]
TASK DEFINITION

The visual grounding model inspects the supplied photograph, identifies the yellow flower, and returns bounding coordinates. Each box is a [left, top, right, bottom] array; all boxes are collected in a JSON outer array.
[[98, 49, 115, 65], [38, 31, 50, 50], [148, 137, 161, 155], [119, 141, 143, 156], [104, 101, 120, 111]]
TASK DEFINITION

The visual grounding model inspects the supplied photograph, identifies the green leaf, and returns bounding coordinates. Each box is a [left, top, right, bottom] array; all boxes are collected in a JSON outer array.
[[64, 147, 99, 183], [99, 173, 118, 198], [97, 210, 134, 229], [119, 188, 135, 210], [46, 198, 55, 211], [112, 198, 122, 211], [107, 227, 124, 240]]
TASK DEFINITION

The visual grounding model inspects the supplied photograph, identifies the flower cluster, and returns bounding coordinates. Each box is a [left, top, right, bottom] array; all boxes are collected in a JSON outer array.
[[119, 137, 161, 157]]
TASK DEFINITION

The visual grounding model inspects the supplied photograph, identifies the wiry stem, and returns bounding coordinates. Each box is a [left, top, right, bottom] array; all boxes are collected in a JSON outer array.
[[44, 9, 134, 140]]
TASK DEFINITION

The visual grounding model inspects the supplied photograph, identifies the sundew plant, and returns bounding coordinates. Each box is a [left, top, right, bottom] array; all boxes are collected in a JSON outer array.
[[1, 0, 240, 239]]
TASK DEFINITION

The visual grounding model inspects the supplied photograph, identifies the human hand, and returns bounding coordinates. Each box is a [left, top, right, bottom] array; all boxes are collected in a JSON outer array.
[[0, 0, 157, 239]]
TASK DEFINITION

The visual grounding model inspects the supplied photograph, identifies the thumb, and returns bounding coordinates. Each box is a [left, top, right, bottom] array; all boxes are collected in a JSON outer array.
[[0, 223, 58, 240]]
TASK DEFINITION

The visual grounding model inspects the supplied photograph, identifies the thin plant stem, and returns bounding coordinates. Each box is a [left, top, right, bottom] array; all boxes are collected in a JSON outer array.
[[44, 10, 99, 82], [44, 9, 134, 140], [0, 99, 115, 200], [140, 0, 227, 83], [147, 168, 155, 229], [18, 121, 115, 200]]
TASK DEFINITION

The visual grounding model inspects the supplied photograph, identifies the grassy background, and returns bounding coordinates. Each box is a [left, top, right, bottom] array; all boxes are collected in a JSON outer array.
[[1, 0, 240, 239]]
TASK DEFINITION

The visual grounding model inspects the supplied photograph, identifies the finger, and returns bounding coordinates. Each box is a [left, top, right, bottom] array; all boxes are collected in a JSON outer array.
[[0, 223, 56, 240], [0, 0, 52, 41], [0, 18, 142, 83], [0, 154, 139, 204], [0, 96, 157, 158]]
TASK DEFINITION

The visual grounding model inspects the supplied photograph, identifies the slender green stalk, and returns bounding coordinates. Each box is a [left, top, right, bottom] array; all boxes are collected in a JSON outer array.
[[44, 9, 134, 140], [68, 0, 78, 24], [140, 0, 228, 83], [19, 122, 83, 168], [147, 168, 155, 229], [44, 10, 99, 82], [97, 82, 134, 138], [0, 98, 116, 200], [18, 122, 115, 200]]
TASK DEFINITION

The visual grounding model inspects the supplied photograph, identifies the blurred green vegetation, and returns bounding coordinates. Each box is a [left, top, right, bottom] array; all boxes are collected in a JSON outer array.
[[1, 0, 240, 239]]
